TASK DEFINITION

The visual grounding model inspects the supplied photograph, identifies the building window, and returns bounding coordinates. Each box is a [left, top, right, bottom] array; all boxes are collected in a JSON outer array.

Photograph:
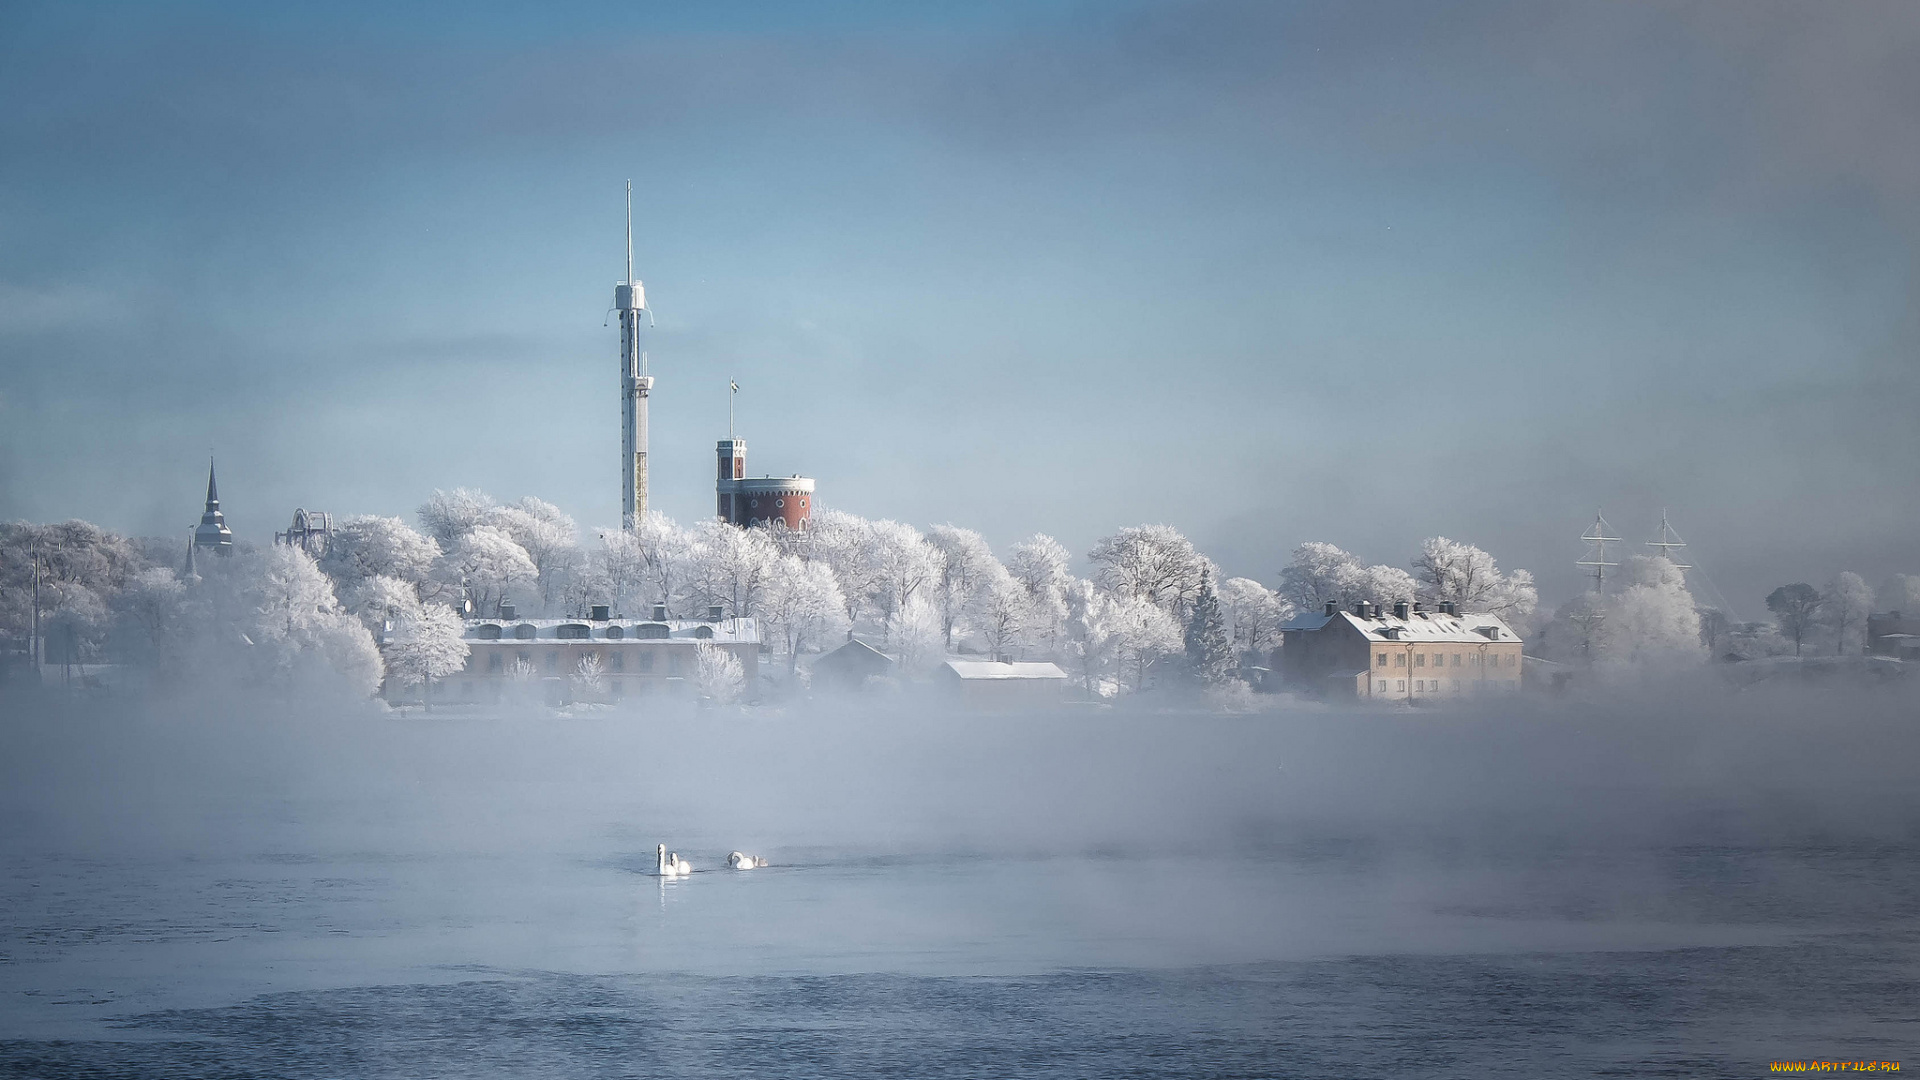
[[800, 499, 807, 508], [1376, 653, 1388, 668], [637, 652, 654, 671], [1415, 653, 1426, 667], [1394, 653, 1405, 667], [1506, 653, 1516, 667], [487, 653, 503, 673], [546, 650, 560, 672], [1450, 653, 1461, 666], [514, 623, 537, 640], [606, 625, 624, 640], [1376, 680, 1387, 693], [610, 652, 624, 672], [1396, 680, 1405, 692], [750, 499, 759, 508], [775, 498, 785, 508]]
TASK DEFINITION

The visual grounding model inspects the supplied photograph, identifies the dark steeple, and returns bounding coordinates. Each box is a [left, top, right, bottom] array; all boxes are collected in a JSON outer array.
[[193, 458, 234, 555]]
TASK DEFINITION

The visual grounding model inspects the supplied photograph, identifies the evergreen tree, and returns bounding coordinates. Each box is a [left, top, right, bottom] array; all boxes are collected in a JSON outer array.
[[1183, 570, 1237, 685]]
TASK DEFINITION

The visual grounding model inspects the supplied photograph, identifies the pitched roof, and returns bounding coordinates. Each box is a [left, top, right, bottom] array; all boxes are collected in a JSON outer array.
[[1282, 610, 1522, 644], [941, 660, 1068, 681]]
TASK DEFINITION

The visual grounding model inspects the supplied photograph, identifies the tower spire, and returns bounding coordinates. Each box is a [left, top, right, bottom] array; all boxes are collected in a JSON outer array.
[[615, 181, 653, 532], [193, 456, 234, 556], [625, 180, 634, 286], [205, 457, 219, 509]]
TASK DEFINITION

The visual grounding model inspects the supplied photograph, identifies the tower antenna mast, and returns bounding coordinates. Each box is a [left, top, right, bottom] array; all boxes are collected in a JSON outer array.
[[1577, 511, 1622, 593], [1647, 510, 1690, 570], [615, 180, 654, 532]]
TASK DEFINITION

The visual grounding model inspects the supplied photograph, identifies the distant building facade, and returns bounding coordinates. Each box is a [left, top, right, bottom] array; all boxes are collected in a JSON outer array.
[[391, 607, 759, 705], [1276, 600, 1523, 701], [716, 437, 814, 531], [1867, 610, 1920, 661], [812, 638, 895, 691]]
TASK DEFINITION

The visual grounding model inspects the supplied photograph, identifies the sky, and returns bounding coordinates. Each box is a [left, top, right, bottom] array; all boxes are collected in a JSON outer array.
[[2, 0, 1916, 613]]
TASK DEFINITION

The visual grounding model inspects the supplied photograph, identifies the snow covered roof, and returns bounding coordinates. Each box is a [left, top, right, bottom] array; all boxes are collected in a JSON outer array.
[[1282, 610, 1522, 644], [941, 660, 1069, 681], [463, 617, 759, 645]]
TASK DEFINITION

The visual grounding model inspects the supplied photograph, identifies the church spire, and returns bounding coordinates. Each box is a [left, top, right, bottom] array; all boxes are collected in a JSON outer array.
[[193, 457, 234, 556]]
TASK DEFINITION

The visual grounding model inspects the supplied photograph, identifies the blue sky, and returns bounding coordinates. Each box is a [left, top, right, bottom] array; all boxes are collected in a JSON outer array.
[[2, 0, 1916, 611]]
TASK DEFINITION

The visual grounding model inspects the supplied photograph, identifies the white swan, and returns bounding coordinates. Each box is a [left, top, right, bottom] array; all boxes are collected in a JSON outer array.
[[727, 851, 768, 870], [656, 843, 693, 877]]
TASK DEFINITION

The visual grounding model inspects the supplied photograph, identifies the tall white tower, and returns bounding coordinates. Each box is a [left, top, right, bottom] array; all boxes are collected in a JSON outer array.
[[616, 181, 654, 531]]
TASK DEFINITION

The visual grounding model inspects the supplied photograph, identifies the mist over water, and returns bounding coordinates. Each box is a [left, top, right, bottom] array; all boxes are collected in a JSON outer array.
[[2, 684, 1917, 1074]]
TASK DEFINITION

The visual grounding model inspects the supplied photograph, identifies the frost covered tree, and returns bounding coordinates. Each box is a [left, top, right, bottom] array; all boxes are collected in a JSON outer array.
[[486, 498, 578, 609], [1182, 571, 1236, 686], [693, 641, 745, 706], [1110, 592, 1184, 692], [927, 524, 999, 648], [570, 654, 607, 703], [971, 564, 1029, 661], [1087, 524, 1216, 620], [417, 488, 495, 548], [629, 512, 698, 616], [383, 603, 469, 708], [1819, 571, 1874, 656], [246, 546, 384, 697], [865, 520, 940, 644], [433, 525, 536, 616], [1358, 564, 1419, 605], [1277, 542, 1363, 611], [114, 567, 187, 657], [688, 520, 778, 618], [597, 528, 648, 616], [1411, 537, 1538, 621], [761, 555, 849, 673], [1600, 556, 1703, 669], [1877, 574, 1920, 615], [1217, 577, 1290, 660], [1062, 579, 1121, 696], [890, 594, 945, 674], [1005, 533, 1071, 649], [342, 574, 423, 633], [1765, 583, 1822, 657], [323, 515, 439, 589]]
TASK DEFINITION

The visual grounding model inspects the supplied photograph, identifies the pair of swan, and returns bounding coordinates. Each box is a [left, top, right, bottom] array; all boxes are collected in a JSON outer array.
[[656, 843, 767, 876], [655, 844, 693, 878]]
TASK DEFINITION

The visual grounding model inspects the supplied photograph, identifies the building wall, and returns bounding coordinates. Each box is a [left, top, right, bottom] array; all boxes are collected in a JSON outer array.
[[417, 639, 759, 704], [719, 481, 813, 531], [1278, 616, 1525, 701]]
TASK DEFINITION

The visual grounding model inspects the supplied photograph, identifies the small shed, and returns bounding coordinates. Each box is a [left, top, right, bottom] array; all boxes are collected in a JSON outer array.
[[937, 660, 1070, 707], [813, 638, 896, 691]]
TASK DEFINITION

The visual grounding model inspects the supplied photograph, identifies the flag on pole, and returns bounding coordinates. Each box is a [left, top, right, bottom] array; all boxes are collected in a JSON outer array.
[[730, 380, 739, 392]]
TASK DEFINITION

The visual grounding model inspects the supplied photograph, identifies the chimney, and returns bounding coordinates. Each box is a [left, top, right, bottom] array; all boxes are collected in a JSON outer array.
[[1324, 601, 1338, 616], [499, 602, 516, 621], [1393, 601, 1410, 620], [652, 604, 668, 621], [1354, 601, 1369, 618], [707, 605, 724, 622], [591, 604, 610, 622]]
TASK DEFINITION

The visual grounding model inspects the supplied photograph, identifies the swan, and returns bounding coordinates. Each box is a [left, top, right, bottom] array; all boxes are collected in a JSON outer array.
[[727, 851, 768, 869], [656, 843, 693, 877]]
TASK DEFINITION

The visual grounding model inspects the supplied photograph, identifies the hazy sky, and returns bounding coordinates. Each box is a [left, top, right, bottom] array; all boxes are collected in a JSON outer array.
[[2, 0, 1916, 612]]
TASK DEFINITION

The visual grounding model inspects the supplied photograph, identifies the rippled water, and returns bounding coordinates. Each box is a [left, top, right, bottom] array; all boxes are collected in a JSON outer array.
[[1, 694, 1916, 1076]]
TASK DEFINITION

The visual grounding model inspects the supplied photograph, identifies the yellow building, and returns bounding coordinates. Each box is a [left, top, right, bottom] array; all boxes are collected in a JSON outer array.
[[1277, 600, 1523, 701]]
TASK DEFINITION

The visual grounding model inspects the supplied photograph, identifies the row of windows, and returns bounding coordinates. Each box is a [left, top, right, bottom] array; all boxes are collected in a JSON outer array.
[[482, 650, 688, 675], [476, 623, 692, 641], [1377, 650, 1517, 669], [1377, 678, 1520, 693]]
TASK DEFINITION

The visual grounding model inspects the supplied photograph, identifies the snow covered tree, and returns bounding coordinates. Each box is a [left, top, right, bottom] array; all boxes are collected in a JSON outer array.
[[1766, 582, 1822, 657], [323, 515, 439, 589], [485, 498, 578, 609], [341, 574, 422, 633], [693, 641, 745, 706], [1006, 533, 1071, 650], [1217, 577, 1290, 660], [598, 528, 647, 616], [1087, 524, 1216, 621], [761, 555, 849, 673], [433, 524, 536, 616], [1599, 556, 1703, 669], [688, 520, 779, 618], [417, 488, 495, 548], [570, 653, 608, 703], [246, 546, 384, 697], [866, 519, 940, 644], [114, 567, 186, 657], [1358, 564, 1419, 605], [383, 602, 469, 708], [971, 564, 1029, 661], [1182, 571, 1237, 686], [890, 594, 945, 674], [1877, 573, 1920, 615], [1110, 592, 1184, 692], [927, 524, 999, 648], [630, 512, 698, 616], [1819, 571, 1874, 656], [1411, 537, 1538, 621], [1277, 542, 1363, 611]]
